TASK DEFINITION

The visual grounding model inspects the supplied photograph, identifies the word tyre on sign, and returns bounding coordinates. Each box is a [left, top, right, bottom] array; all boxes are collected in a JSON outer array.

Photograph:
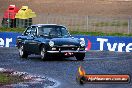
[[97, 38, 132, 52]]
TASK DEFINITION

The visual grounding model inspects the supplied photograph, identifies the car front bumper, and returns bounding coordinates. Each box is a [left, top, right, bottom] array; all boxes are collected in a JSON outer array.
[[47, 50, 86, 53]]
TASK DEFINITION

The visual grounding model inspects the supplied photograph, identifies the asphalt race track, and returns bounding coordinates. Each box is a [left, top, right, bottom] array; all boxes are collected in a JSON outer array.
[[0, 47, 132, 88]]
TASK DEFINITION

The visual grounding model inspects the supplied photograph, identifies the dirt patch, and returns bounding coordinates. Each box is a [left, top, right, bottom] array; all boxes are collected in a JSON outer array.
[[0, 0, 132, 16]]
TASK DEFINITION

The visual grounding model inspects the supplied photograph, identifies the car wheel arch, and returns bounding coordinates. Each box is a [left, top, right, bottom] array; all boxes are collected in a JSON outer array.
[[18, 42, 24, 48], [39, 43, 47, 51]]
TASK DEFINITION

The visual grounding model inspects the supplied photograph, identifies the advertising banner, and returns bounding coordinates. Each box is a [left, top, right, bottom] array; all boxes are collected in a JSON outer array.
[[0, 32, 132, 52], [74, 35, 132, 52], [0, 32, 21, 47]]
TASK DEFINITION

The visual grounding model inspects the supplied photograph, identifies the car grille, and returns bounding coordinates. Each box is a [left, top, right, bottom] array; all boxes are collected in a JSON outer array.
[[55, 45, 78, 51], [60, 47, 78, 50]]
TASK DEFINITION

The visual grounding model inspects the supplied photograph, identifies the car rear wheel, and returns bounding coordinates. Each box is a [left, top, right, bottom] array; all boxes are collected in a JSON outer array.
[[19, 45, 28, 58], [40, 46, 48, 60], [75, 53, 85, 61]]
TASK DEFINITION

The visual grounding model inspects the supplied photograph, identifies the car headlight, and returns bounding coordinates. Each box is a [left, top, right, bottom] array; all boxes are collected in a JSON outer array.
[[80, 40, 85, 47], [49, 41, 54, 47]]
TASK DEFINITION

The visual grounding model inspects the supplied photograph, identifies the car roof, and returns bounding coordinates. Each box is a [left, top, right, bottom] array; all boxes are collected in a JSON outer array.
[[31, 24, 65, 27]]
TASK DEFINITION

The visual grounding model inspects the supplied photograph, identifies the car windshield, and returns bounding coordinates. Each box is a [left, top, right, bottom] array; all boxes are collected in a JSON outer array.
[[38, 25, 70, 37]]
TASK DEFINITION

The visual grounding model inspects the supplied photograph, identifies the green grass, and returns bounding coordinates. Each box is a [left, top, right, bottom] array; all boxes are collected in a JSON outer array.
[[0, 73, 10, 83], [0, 27, 25, 33], [0, 27, 132, 36], [70, 31, 132, 36], [0, 73, 25, 85]]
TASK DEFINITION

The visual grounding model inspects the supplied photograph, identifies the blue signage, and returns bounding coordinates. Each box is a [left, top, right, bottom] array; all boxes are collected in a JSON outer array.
[[0, 32, 21, 47], [74, 35, 132, 52], [0, 32, 132, 52]]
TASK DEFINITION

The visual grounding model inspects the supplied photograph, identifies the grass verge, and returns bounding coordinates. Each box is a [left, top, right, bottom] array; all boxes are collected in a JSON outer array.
[[0, 27, 25, 33], [0, 27, 132, 36], [0, 73, 25, 86], [70, 31, 132, 36]]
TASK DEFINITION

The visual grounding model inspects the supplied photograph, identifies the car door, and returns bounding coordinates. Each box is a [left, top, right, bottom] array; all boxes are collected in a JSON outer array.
[[21, 26, 32, 52], [26, 26, 40, 53], [29, 26, 39, 53]]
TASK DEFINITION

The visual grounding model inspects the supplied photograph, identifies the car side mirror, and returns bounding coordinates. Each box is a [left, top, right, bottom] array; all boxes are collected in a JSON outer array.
[[22, 34, 24, 36], [31, 34, 35, 37], [28, 34, 34, 37]]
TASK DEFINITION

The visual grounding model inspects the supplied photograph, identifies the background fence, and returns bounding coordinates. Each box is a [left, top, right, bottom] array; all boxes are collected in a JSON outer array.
[[1, 13, 132, 34], [33, 14, 132, 34]]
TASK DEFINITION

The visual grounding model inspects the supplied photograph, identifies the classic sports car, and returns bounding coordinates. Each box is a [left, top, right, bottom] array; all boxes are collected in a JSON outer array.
[[16, 24, 86, 60]]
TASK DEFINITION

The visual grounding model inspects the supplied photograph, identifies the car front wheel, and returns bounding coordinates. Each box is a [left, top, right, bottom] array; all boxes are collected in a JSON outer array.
[[40, 46, 48, 60], [75, 53, 85, 61], [19, 45, 28, 58]]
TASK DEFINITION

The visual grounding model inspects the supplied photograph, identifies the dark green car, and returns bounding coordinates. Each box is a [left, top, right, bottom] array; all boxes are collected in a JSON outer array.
[[16, 24, 86, 60]]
